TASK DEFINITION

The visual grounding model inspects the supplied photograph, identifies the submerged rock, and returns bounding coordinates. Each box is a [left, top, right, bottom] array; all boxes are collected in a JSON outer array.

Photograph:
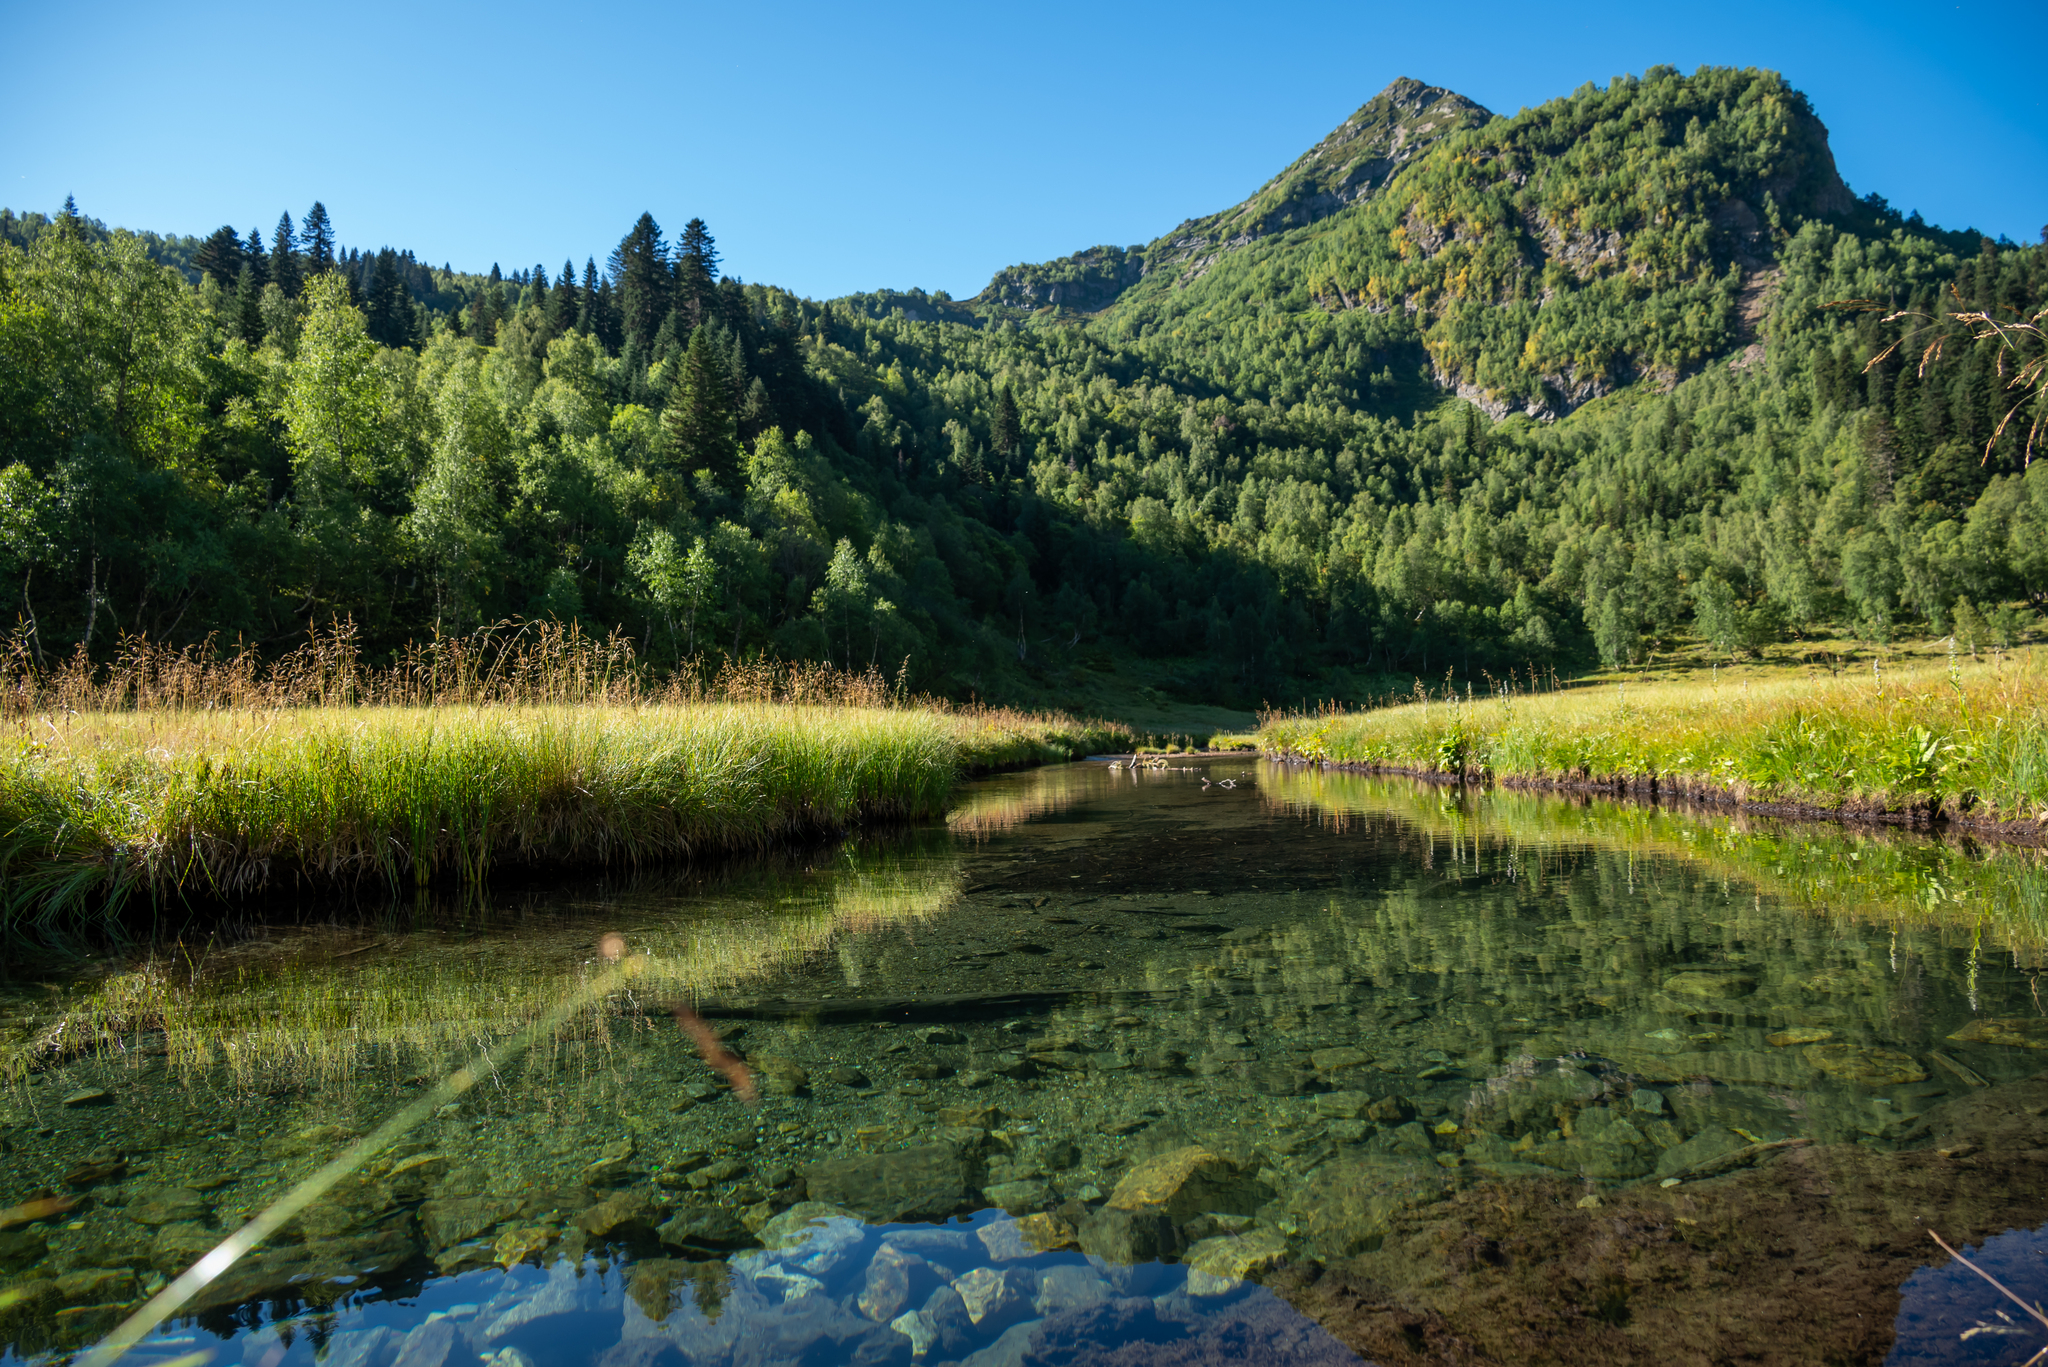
[[1186, 1227, 1292, 1280], [802, 1143, 982, 1222], [1286, 1156, 1453, 1259], [1662, 972, 1756, 1000], [1104, 1145, 1266, 1220], [859, 1243, 925, 1322], [953, 1265, 1034, 1329], [1947, 1018, 2048, 1050], [1804, 1044, 1927, 1086], [751, 1054, 810, 1096], [757, 1201, 864, 1273]]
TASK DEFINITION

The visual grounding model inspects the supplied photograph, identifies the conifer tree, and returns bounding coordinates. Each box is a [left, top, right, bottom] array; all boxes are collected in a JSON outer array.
[[194, 226, 245, 285], [270, 213, 302, 297], [576, 259, 600, 337], [302, 202, 335, 275], [991, 384, 1021, 468], [243, 228, 268, 288], [233, 263, 265, 344], [675, 218, 719, 329], [550, 257, 579, 333], [661, 323, 740, 486], [593, 277, 620, 352], [609, 213, 669, 356]]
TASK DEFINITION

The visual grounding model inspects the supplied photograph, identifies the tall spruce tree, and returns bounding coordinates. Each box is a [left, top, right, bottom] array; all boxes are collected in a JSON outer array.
[[243, 228, 268, 288], [302, 202, 335, 275], [675, 218, 719, 330], [576, 259, 600, 336], [661, 323, 739, 486], [233, 263, 265, 343], [270, 213, 302, 297], [550, 257, 579, 333], [991, 384, 1021, 468], [608, 213, 669, 356], [194, 226, 245, 286]]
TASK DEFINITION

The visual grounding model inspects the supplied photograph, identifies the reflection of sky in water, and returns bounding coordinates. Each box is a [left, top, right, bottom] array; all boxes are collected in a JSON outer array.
[[1887, 1224, 2048, 1366], [7, 758, 2048, 1364]]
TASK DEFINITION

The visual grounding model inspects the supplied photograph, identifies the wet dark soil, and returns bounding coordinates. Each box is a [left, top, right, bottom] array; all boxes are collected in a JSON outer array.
[[1271, 1071, 2048, 1365]]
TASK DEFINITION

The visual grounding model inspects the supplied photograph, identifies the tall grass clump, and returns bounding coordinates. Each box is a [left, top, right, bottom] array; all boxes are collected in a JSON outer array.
[[1259, 653, 2048, 825], [0, 623, 1130, 931]]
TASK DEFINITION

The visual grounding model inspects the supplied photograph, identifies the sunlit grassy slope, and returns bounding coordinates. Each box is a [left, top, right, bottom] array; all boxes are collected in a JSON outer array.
[[0, 702, 1124, 930], [1260, 651, 2048, 825]]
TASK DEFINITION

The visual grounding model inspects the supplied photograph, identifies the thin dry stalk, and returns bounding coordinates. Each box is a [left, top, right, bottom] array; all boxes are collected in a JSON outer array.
[[1928, 1229, 2048, 1367]]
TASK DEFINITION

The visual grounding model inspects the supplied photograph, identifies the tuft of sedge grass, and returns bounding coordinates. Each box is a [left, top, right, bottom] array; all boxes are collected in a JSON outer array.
[[1262, 765, 2048, 958], [1259, 653, 2048, 822], [0, 700, 1128, 932]]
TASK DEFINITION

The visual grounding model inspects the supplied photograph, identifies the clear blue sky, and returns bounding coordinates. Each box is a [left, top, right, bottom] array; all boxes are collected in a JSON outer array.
[[4, 0, 2042, 300]]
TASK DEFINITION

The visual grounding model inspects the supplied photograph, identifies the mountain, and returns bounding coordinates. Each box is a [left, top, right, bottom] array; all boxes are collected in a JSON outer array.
[[975, 67, 1876, 420], [974, 78, 1492, 314], [1, 65, 2040, 719]]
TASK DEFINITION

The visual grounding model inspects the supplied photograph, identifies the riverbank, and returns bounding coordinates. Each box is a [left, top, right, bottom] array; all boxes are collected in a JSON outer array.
[[1258, 652, 2048, 838], [0, 701, 1127, 933]]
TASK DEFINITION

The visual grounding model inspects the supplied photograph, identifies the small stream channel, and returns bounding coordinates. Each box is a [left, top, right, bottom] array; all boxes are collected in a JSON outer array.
[[1, 757, 2045, 1366]]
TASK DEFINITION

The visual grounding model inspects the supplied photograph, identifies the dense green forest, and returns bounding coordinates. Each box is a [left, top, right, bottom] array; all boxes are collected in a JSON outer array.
[[2, 66, 2044, 710]]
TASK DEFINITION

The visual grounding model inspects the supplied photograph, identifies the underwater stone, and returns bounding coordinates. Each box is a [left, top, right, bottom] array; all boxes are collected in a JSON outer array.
[[889, 1308, 937, 1356], [1631, 1088, 1667, 1115], [830, 1066, 872, 1087], [758, 1202, 865, 1273], [0, 1229, 45, 1272], [953, 1265, 1031, 1326], [419, 1196, 521, 1248], [122, 1185, 206, 1227], [1033, 1263, 1112, 1316], [751, 1054, 810, 1096], [1662, 972, 1757, 999], [1185, 1227, 1291, 1280], [1947, 1018, 2048, 1049], [575, 1188, 667, 1239], [59, 1090, 112, 1109], [1652, 1126, 1748, 1178], [579, 1138, 636, 1186], [803, 1143, 983, 1222], [860, 1243, 923, 1321], [1765, 1027, 1835, 1046], [657, 1203, 752, 1250], [1105, 1145, 1265, 1219], [1310, 1047, 1373, 1075], [1078, 1205, 1176, 1263], [1316, 1091, 1372, 1119], [1804, 1044, 1927, 1085], [984, 1179, 1052, 1214]]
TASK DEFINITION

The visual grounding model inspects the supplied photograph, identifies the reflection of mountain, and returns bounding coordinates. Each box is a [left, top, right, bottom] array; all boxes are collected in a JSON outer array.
[[12, 843, 966, 1088], [1259, 765, 2048, 965]]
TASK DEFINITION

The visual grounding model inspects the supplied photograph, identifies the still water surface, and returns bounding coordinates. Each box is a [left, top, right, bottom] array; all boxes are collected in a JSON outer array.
[[2, 758, 2046, 1365]]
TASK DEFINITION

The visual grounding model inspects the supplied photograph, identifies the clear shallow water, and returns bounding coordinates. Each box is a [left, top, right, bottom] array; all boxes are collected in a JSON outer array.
[[1, 757, 2045, 1366]]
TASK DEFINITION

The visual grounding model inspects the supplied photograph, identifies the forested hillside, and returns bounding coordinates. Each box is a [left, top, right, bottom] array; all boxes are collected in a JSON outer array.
[[1, 66, 2043, 711]]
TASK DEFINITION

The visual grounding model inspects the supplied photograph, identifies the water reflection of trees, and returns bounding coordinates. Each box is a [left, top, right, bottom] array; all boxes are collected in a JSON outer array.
[[1260, 765, 2048, 967], [7, 840, 966, 1090]]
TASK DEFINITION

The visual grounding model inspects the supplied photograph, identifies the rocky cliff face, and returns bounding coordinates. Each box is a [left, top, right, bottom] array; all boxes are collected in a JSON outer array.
[[1151, 77, 1493, 285], [974, 77, 1492, 314]]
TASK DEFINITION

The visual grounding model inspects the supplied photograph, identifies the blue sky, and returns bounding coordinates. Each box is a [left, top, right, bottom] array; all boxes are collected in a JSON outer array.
[[4, 0, 2042, 300]]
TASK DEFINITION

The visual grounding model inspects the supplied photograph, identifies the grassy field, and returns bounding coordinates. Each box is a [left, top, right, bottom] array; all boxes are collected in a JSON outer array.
[[1259, 648, 2048, 828], [0, 701, 1122, 932]]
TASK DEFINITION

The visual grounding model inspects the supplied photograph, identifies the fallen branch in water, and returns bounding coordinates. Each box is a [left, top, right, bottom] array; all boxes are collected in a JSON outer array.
[[1929, 1228, 2048, 1367]]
